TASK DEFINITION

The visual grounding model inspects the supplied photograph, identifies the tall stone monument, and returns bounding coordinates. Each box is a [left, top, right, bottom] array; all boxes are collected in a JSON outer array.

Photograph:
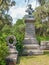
[[22, 4, 43, 55]]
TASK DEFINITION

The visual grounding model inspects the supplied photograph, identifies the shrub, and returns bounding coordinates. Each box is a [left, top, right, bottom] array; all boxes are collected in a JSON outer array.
[[0, 32, 8, 65], [36, 35, 49, 45], [0, 42, 8, 65], [12, 19, 25, 55], [0, 60, 6, 65]]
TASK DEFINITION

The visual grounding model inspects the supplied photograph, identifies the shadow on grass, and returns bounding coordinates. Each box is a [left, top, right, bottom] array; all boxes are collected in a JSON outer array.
[[16, 50, 49, 65], [23, 56, 36, 59], [16, 55, 35, 65], [17, 56, 21, 64]]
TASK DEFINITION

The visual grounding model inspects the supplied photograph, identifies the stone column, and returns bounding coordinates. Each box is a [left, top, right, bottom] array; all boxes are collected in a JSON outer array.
[[24, 19, 36, 43]]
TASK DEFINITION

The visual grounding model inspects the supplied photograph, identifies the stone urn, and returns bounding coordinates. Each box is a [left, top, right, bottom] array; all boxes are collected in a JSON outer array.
[[6, 35, 18, 65]]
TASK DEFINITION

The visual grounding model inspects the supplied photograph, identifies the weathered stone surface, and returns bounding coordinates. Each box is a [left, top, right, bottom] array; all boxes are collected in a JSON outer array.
[[6, 54, 18, 65], [41, 41, 49, 50], [24, 44, 39, 49], [23, 4, 43, 55], [6, 35, 18, 65], [6, 35, 16, 46], [22, 19, 43, 55], [25, 22, 35, 38], [23, 38, 38, 44], [23, 49, 43, 55]]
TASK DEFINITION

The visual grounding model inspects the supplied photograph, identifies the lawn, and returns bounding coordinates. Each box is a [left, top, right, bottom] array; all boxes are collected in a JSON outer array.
[[17, 51, 49, 65]]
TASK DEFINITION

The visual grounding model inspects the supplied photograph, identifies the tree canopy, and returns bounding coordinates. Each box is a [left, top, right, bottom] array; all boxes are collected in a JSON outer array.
[[33, 0, 49, 42], [0, 0, 16, 30]]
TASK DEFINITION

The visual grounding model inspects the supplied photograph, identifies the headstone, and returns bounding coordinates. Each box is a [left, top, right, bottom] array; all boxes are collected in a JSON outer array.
[[41, 41, 49, 50], [22, 4, 43, 55], [6, 35, 18, 65]]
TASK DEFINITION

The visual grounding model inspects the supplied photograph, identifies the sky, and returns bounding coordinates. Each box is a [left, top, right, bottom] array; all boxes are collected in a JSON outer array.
[[9, 0, 39, 24]]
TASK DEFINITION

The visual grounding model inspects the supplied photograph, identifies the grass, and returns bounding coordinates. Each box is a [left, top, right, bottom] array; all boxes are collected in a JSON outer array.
[[17, 50, 49, 65]]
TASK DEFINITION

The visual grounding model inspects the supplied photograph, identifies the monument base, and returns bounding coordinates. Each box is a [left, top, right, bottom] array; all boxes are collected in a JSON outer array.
[[22, 19, 43, 55], [6, 46, 18, 65], [22, 39, 43, 55]]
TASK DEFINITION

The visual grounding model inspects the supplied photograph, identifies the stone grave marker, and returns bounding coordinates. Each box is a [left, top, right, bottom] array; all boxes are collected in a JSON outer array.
[[6, 35, 18, 65]]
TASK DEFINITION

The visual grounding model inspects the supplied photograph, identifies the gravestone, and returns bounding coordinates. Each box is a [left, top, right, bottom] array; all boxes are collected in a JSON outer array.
[[41, 41, 49, 50], [6, 35, 18, 65], [22, 4, 43, 55]]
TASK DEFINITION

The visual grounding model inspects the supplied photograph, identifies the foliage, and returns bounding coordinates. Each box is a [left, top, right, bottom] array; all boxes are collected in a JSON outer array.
[[12, 19, 25, 55], [0, 1, 49, 65], [37, 0, 49, 6], [0, 24, 12, 44], [0, 0, 16, 30], [34, 4, 49, 38], [0, 32, 8, 65], [2, 24, 12, 35], [0, 60, 6, 65], [0, 19, 25, 56], [0, 24, 11, 65], [37, 0, 45, 5], [36, 36, 49, 45], [0, 42, 8, 60], [0, 21, 14, 64]]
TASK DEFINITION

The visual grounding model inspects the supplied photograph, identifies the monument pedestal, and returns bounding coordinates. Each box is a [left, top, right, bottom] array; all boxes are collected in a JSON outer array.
[[22, 18, 43, 55], [6, 35, 18, 65], [6, 46, 18, 65]]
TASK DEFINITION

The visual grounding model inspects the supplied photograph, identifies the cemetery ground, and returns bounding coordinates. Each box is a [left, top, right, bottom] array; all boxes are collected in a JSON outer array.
[[17, 50, 49, 65]]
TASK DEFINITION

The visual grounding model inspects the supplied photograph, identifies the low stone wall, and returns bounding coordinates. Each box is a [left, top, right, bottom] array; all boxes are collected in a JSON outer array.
[[40, 41, 49, 50]]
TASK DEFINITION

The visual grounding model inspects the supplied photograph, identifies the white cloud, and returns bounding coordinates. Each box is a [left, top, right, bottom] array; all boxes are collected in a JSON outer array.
[[9, 0, 39, 24], [9, 6, 26, 24]]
